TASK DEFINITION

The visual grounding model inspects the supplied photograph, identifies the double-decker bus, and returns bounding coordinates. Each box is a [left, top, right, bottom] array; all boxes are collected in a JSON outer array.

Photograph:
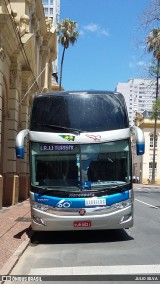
[[16, 90, 145, 231]]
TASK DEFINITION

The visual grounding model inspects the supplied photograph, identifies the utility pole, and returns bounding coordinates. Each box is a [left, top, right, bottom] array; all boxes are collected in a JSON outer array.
[[151, 60, 159, 183]]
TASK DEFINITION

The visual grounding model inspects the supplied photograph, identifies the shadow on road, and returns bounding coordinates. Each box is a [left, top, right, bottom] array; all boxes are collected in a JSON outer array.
[[30, 228, 133, 246]]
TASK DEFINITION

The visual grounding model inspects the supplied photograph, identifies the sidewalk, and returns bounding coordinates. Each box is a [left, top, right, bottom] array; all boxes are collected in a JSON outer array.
[[133, 183, 160, 189], [0, 199, 32, 277]]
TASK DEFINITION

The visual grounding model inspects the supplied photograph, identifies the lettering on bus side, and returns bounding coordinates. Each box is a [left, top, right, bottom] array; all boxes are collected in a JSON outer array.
[[39, 144, 75, 151]]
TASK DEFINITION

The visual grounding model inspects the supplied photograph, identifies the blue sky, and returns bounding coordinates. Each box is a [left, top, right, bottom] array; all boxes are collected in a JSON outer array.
[[58, 0, 152, 91]]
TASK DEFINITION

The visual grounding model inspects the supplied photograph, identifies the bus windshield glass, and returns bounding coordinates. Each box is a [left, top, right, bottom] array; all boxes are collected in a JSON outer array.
[[30, 92, 129, 132], [31, 139, 131, 191]]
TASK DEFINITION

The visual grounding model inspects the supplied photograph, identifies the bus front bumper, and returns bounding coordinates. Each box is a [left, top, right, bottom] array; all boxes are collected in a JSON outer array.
[[30, 204, 133, 231]]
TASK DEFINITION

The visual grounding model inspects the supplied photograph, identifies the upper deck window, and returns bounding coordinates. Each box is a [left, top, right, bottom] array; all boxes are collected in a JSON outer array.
[[30, 91, 129, 132]]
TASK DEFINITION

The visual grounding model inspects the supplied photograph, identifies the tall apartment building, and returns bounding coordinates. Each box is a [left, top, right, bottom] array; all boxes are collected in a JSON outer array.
[[116, 78, 159, 125], [42, 0, 60, 75], [42, 0, 60, 23]]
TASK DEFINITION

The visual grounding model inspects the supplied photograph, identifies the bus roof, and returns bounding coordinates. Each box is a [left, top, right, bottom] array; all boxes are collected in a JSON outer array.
[[35, 90, 123, 97]]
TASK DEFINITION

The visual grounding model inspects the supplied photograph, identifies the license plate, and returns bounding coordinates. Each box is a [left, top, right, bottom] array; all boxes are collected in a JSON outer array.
[[73, 221, 92, 228], [85, 198, 106, 206]]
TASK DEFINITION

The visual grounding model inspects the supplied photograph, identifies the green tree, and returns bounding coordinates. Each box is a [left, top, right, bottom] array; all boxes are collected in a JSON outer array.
[[146, 28, 160, 183], [151, 97, 160, 119], [58, 18, 79, 90]]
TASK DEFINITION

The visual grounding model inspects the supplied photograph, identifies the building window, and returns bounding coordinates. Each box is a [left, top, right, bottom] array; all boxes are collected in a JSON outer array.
[[50, 0, 53, 3], [42, 0, 49, 4], [44, 8, 48, 14], [149, 162, 157, 177], [150, 134, 157, 147], [50, 8, 53, 14]]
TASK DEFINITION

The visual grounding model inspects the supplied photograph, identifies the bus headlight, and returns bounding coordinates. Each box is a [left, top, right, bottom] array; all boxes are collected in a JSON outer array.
[[31, 201, 49, 212], [110, 199, 132, 210]]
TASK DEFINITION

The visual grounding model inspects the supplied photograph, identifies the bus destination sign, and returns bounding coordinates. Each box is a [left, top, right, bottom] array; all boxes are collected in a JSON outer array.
[[39, 144, 75, 151]]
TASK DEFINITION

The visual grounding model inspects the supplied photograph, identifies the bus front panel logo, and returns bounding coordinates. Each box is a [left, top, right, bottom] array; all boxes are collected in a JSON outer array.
[[56, 199, 72, 208], [79, 209, 86, 216], [59, 135, 75, 141]]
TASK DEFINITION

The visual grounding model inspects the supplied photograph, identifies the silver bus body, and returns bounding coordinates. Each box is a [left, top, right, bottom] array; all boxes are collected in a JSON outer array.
[[15, 91, 144, 231], [29, 128, 133, 231]]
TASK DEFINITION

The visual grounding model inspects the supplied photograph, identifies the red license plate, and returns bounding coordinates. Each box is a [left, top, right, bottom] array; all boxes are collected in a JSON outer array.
[[73, 221, 92, 228]]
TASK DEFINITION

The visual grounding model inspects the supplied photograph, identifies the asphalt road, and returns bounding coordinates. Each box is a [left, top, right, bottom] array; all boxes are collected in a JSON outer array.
[[8, 186, 160, 283]]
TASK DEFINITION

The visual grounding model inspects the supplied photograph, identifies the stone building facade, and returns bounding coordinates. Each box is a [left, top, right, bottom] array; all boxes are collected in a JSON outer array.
[[133, 111, 160, 185], [0, 0, 57, 208]]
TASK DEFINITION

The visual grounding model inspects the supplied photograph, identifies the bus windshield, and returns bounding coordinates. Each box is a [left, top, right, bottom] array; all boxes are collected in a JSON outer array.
[[30, 92, 129, 132], [31, 139, 131, 191]]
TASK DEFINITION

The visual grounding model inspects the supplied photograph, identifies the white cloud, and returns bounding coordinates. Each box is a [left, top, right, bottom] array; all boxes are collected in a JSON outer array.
[[129, 61, 146, 68], [80, 23, 109, 37], [129, 62, 134, 68], [100, 29, 109, 37], [84, 23, 99, 32], [137, 61, 145, 66], [79, 30, 85, 36]]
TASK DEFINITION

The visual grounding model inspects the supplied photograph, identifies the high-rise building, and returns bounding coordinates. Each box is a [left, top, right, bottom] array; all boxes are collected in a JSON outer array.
[[42, 0, 60, 23], [116, 78, 159, 125]]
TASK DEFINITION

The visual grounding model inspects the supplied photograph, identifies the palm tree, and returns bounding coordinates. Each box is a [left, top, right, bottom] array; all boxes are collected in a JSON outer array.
[[146, 28, 160, 183], [147, 29, 160, 58], [57, 18, 79, 90]]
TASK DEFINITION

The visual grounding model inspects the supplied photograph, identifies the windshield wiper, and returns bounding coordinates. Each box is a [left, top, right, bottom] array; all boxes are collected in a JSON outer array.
[[37, 187, 54, 195], [37, 186, 81, 195], [38, 124, 84, 135], [111, 182, 131, 192], [92, 182, 131, 192]]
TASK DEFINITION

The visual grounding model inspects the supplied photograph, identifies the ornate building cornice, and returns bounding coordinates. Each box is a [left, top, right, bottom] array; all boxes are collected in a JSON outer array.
[[10, 69, 21, 89]]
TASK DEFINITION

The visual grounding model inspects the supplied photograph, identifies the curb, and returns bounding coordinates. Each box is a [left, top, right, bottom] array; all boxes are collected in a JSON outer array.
[[0, 229, 34, 284]]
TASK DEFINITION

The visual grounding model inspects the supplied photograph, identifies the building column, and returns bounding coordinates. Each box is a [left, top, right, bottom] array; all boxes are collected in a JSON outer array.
[[0, 47, 7, 208], [0, 63, 3, 209], [3, 61, 21, 205], [17, 71, 31, 201], [40, 45, 49, 92]]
